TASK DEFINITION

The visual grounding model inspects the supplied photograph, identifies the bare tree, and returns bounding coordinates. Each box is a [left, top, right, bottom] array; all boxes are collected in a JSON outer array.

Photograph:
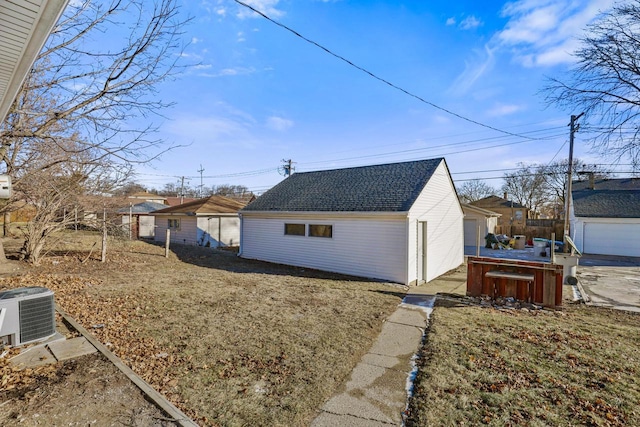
[[502, 163, 548, 216], [456, 179, 496, 203], [0, 0, 189, 263], [544, 1, 640, 166], [540, 158, 613, 213]]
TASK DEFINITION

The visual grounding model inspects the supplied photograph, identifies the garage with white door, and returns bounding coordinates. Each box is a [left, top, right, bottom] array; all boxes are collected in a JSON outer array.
[[582, 222, 640, 257], [570, 178, 640, 258], [462, 204, 500, 247]]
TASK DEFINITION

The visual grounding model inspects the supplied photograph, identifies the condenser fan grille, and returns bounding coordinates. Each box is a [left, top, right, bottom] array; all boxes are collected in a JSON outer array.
[[19, 295, 55, 343]]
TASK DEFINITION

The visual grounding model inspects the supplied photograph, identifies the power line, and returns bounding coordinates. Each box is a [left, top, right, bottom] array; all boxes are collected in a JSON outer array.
[[296, 132, 566, 172], [233, 0, 540, 141]]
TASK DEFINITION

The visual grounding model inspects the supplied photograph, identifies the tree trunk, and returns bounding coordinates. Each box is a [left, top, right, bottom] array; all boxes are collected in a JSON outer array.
[[3, 211, 10, 237], [0, 239, 6, 262]]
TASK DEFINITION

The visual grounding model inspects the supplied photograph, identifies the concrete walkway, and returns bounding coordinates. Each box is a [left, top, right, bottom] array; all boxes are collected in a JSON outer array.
[[311, 268, 467, 426]]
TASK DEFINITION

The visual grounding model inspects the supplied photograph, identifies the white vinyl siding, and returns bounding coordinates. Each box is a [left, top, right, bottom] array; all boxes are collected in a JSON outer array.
[[463, 219, 479, 247], [155, 216, 197, 245], [139, 216, 155, 238], [408, 162, 464, 283], [572, 218, 640, 257], [197, 216, 241, 247], [154, 215, 240, 247], [241, 215, 408, 283]]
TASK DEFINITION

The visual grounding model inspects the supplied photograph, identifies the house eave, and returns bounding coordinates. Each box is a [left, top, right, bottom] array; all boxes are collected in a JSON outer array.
[[0, 0, 70, 122], [240, 210, 408, 220]]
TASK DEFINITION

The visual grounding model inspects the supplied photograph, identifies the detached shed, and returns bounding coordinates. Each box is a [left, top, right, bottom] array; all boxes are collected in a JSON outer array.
[[240, 158, 464, 285], [462, 204, 501, 247], [151, 195, 245, 247], [119, 201, 168, 238]]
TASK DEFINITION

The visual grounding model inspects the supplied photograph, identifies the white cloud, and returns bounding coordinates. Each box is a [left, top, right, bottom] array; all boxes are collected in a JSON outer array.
[[446, 17, 456, 26], [497, 0, 616, 67], [166, 116, 251, 144], [266, 116, 293, 131], [449, 45, 496, 96], [237, 31, 246, 42], [486, 103, 525, 117], [216, 8, 226, 17], [449, 0, 616, 96], [198, 67, 256, 78], [459, 15, 483, 30], [236, 0, 285, 19], [193, 64, 212, 70]]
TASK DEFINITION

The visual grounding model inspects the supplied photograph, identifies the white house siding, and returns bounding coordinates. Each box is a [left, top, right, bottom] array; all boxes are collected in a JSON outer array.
[[154, 216, 198, 245], [139, 216, 155, 238], [463, 212, 497, 246], [463, 218, 479, 247], [408, 162, 464, 283], [572, 217, 640, 257], [196, 216, 241, 247], [240, 214, 408, 283]]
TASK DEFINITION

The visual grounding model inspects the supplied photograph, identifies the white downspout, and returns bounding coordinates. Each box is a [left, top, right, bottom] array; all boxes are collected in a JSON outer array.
[[238, 213, 243, 256]]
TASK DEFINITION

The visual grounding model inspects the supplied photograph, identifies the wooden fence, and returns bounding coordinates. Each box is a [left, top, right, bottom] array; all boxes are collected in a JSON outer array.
[[495, 221, 564, 240]]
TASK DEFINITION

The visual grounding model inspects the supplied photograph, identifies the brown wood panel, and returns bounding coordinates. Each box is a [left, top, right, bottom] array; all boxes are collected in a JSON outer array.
[[466, 256, 564, 308]]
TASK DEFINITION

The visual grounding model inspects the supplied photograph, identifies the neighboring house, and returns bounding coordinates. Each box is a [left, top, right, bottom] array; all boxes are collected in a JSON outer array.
[[151, 195, 245, 247], [165, 197, 197, 207], [570, 177, 640, 257], [119, 201, 168, 239], [461, 204, 501, 247], [126, 192, 167, 205], [470, 194, 528, 229], [240, 158, 464, 285]]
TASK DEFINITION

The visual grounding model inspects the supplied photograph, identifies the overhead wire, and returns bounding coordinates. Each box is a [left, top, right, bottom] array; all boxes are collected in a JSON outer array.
[[233, 0, 541, 141], [296, 131, 567, 172]]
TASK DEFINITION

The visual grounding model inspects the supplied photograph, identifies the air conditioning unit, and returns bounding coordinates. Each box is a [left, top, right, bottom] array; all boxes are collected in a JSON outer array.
[[0, 287, 56, 346]]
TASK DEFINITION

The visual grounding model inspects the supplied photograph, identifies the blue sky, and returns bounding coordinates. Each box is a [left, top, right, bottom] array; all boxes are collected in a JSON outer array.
[[134, 0, 619, 194]]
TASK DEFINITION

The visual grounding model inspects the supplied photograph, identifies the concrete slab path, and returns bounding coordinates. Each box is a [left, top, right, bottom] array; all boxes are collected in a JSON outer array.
[[10, 336, 97, 368], [312, 267, 468, 426]]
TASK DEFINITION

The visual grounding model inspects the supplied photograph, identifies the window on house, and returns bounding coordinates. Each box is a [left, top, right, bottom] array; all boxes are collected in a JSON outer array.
[[284, 223, 305, 236], [515, 210, 523, 221], [168, 218, 180, 230], [309, 224, 332, 238]]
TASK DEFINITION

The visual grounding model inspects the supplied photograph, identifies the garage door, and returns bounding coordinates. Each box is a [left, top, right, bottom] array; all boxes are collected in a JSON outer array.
[[464, 219, 479, 246], [583, 222, 640, 257]]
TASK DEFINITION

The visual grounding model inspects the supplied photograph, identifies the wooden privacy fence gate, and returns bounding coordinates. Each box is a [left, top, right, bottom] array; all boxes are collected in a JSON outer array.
[[466, 257, 564, 308]]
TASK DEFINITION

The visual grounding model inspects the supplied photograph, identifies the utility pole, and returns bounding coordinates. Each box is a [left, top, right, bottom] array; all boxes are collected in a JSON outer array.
[[179, 176, 186, 205], [197, 164, 205, 197], [281, 159, 295, 177], [563, 112, 584, 252]]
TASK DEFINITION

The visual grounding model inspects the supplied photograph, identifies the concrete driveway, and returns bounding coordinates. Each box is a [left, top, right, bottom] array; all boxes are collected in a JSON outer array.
[[577, 255, 640, 313]]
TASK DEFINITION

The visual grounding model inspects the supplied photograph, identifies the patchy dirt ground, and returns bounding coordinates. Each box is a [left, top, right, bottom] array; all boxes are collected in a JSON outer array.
[[0, 233, 403, 426], [0, 354, 176, 426]]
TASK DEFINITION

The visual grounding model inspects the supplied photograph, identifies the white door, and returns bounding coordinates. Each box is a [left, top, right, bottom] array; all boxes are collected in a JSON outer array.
[[139, 216, 155, 238], [417, 222, 427, 283], [463, 219, 479, 246], [583, 222, 640, 257]]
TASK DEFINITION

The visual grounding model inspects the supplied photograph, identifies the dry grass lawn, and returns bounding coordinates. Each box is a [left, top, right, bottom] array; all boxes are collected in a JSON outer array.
[[1, 231, 404, 426], [406, 298, 640, 426]]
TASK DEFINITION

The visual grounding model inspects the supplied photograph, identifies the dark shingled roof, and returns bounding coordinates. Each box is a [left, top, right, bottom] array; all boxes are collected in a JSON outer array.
[[470, 195, 527, 210], [243, 158, 445, 212], [572, 178, 640, 218]]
